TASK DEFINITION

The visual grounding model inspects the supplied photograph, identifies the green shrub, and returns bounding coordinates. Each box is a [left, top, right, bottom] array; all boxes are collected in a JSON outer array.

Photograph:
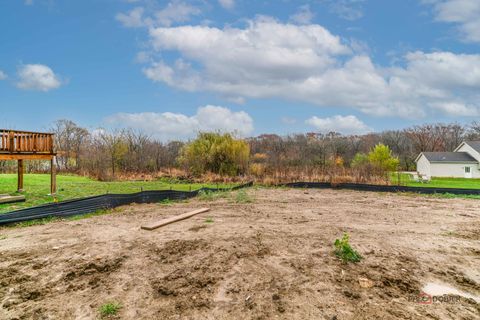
[[334, 233, 362, 263], [351, 152, 369, 168], [368, 144, 399, 172], [179, 132, 250, 176]]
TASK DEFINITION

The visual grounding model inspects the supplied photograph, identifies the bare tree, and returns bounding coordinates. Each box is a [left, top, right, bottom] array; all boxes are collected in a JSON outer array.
[[51, 119, 89, 171]]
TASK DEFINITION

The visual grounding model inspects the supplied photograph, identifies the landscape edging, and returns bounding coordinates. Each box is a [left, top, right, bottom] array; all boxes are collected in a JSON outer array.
[[284, 181, 480, 195], [3, 180, 477, 226], [0, 182, 253, 226]]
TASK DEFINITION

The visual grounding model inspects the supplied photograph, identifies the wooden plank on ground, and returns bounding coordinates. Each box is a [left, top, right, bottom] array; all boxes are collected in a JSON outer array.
[[141, 208, 210, 231], [0, 195, 26, 204]]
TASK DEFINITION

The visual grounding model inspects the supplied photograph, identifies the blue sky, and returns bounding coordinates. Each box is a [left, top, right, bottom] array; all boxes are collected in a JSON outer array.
[[1, 0, 479, 140]]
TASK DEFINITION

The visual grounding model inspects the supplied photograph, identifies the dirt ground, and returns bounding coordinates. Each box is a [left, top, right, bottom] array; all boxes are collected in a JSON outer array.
[[1, 188, 479, 320]]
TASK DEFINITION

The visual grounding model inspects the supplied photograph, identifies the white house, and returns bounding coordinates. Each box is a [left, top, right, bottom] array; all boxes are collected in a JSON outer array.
[[415, 141, 480, 179]]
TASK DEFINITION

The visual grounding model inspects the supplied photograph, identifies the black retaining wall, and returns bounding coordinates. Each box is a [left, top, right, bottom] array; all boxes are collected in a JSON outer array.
[[0, 182, 253, 226], [284, 181, 480, 195]]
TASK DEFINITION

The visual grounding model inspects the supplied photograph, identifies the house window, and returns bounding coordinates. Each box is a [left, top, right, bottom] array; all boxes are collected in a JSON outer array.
[[465, 167, 471, 173]]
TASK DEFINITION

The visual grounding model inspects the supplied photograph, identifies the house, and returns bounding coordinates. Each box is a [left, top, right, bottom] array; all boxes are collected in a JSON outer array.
[[415, 141, 480, 179]]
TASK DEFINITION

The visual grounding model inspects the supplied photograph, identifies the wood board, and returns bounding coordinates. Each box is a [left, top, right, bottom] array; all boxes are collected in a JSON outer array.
[[141, 208, 210, 231], [0, 195, 26, 204]]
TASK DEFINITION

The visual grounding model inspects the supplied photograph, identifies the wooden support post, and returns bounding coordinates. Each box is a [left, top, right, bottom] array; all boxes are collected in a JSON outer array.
[[50, 157, 56, 195], [17, 159, 24, 192]]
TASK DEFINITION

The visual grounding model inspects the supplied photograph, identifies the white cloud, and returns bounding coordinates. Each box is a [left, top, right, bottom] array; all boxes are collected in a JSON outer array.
[[16, 64, 62, 92], [385, 51, 480, 117], [116, 1, 201, 28], [329, 0, 365, 21], [195, 105, 253, 135], [290, 5, 314, 24], [155, 1, 201, 27], [430, 102, 480, 116], [146, 17, 350, 93], [393, 51, 480, 90], [218, 0, 235, 10], [306, 115, 372, 135], [140, 17, 480, 119], [149, 17, 349, 57], [106, 105, 254, 140], [427, 0, 480, 42], [143, 59, 201, 91], [24, 0, 33, 5], [0, 70, 7, 80], [135, 51, 151, 63], [143, 61, 174, 83], [116, 7, 145, 28]]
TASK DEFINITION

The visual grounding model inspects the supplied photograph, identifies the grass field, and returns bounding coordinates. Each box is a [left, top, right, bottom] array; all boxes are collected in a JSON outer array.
[[407, 177, 480, 189], [0, 174, 234, 214], [391, 173, 480, 189]]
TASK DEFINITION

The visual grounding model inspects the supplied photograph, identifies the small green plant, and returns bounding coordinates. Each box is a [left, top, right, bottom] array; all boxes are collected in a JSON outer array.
[[334, 233, 362, 263], [198, 190, 229, 201], [0, 234, 7, 240], [235, 190, 253, 203], [205, 217, 214, 223], [99, 302, 122, 318], [198, 190, 214, 201], [441, 230, 458, 237], [158, 198, 173, 205]]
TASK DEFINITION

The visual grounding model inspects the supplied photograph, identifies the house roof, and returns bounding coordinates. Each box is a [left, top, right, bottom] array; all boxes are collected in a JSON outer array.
[[420, 152, 478, 163], [464, 141, 480, 153]]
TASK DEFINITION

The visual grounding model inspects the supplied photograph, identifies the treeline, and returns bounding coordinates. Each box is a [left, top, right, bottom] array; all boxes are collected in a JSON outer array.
[[1, 119, 480, 182], [50, 120, 183, 180], [249, 122, 479, 173]]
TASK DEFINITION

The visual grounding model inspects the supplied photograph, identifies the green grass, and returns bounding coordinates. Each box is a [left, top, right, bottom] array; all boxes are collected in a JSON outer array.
[[67, 208, 121, 221], [205, 217, 214, 223], [391, 173, 480, 189], [99, 302, 122, 318], [197, 189, 230, 201], [390, 173, 480, 199], [423, 192, 480, 200], [5, 208, 121, 228], [12, 216, 60, 228], [0, 174, 235, 214], [409, 177, 480, 189], [235, 189, 253, 203], [158, 198, 174, 206]]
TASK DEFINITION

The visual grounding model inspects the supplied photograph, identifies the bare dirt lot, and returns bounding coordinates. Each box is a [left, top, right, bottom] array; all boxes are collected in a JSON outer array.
[[1, 188, 479, 320]]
